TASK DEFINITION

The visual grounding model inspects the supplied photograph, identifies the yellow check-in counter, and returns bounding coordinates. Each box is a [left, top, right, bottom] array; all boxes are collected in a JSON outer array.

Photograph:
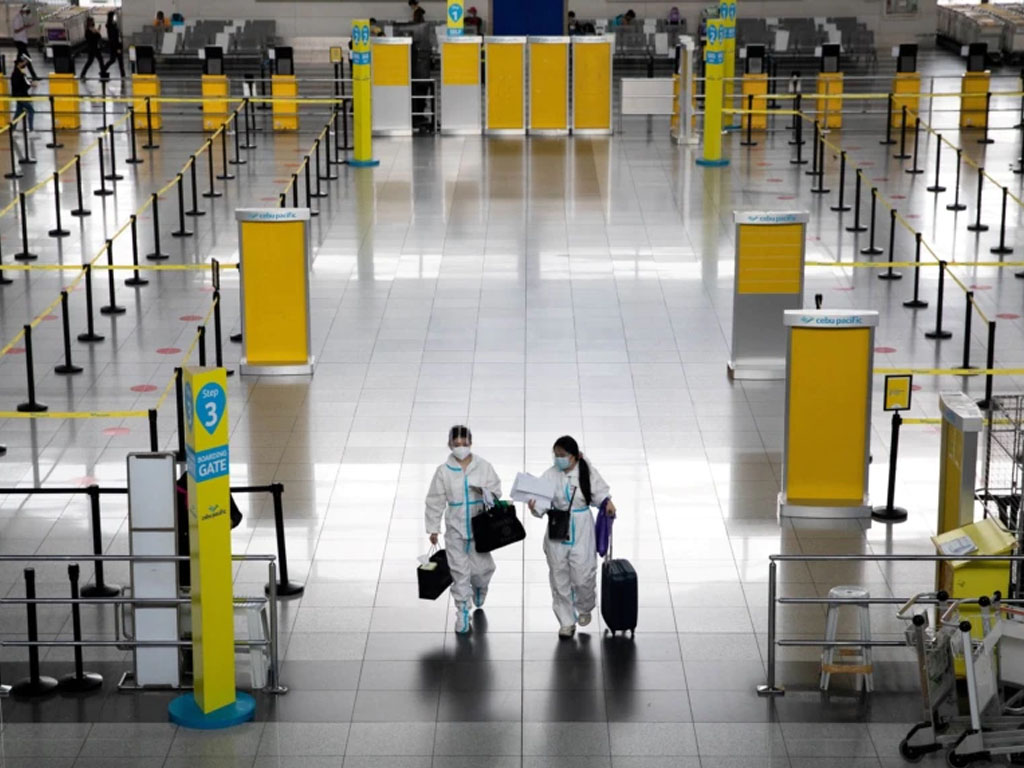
[[529, 36, 569, 135], [272, 74, 298, 131], [132, 74, 162, 131], [960, 70, 990, 129], [372, 37, 412, 136], [440, 36, 482, 135], [571, 36, 612, 135], [201, 74, 229, 131], [892, 72, 920, 128], [48, 73, 80, 130], [485, 36, 525, 135]]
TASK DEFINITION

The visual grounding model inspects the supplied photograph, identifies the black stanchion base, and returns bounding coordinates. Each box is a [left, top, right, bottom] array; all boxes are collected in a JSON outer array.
[[788, 139, 806, 146], [978, 399, 993, 410], [310, 209, 320, 217], [992, 245, 1014, 255], [11, 675, 58, 698], [845, 224, 868, 233], [3, 172, 24, 180], [871, 505, 909, 524], [70, 209, 92, 217], [321, 171, 339, 181], [14, 252, 38, 261], [230, 333, 242, 343], [946, 203, 968, 212], [804, 167, 817, 177], [789, 158, 809, 166], [228, 158, 247, 166], [125, 157, 144, 165], [99, 305, 126, 316], [76, 332, 106, 343], [55, 363, 84, 375], [830, 204, 852, 213], [903, 299, 929, 309], [266, 581, 305, 599], [811, 187, 831, 195], [311, 191, 329, 199], [17, 401, 48, 413], [226, 369, 235, 377], [216, 173, 235, 181], [978, 138, 995, 145], [142, 144, 160, 150], [171, 229, 193, 238], [893, 152, 911, 160], [46, 142, 64, 150], [58, 672, 103, 693], [201, 191, 223, 199], [185, 209, 206, 217], [241, 143, 257, 150], [925, 329, 953, 340], [93, 189, 114, 198], [860, 247, 884, 256], [740, 140, 758, 148], [20, 157, 36, 166], [0, 445, 6, 456], [145, 253, 170, 262], [81, 582, 121, 598], [104, 173, 124, 182], [967, 223, 990, 233], [48, 228, 71, 238], [927, 185, 947, 193], [906, 168, 924, 175], [878, 272, 903, 281], [124, 276, 149, 287], [0, 275, 14, 285], [879, 139, 897, 146], [1016, 271, 1024, 279]]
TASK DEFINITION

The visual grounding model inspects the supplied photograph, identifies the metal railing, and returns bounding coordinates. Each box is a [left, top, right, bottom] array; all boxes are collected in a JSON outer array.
[[758, 553, 1024, 696]]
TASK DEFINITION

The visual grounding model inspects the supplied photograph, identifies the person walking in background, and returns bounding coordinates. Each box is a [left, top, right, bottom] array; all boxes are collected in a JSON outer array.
[[102, 10, 125, 78], [79, 17, 103, 80], [410, 6, 434, 133], [11, 55, 35, 131], [12, 5, 37, 78]]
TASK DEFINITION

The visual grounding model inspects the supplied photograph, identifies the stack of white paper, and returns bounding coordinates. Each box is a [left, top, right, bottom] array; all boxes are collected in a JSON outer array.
[[510, 472, 556, 508]]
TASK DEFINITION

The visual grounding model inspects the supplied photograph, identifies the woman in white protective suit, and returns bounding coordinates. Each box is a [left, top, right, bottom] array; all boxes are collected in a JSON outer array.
[[425, 425, 503, 635], [528, 435, 616, 638]]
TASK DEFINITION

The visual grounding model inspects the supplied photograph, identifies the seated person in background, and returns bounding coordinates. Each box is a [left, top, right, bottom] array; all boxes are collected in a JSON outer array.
[[408, 0, 420, 20], [612, 9, 636, 26], [465, 6, 483, 34], [154, 10, 170, 28], [668, 6, 681, 24], [568, 10, 578, 34], [369, 17, 384, 36]]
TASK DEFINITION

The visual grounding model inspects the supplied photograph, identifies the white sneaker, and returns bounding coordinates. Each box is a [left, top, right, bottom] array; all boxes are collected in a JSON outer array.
[[558, 625, 576, 638], [578, 612, 592, 627], [454, 603, 472, 634], [473, 587, 486, 608]]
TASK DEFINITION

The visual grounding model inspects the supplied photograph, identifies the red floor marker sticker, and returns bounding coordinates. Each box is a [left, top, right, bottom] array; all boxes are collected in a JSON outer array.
[[102, 427, 131, 437], [766, 178, 783, 183], [179, 314, 203, 322], [912, 385, 923, 391], [131, 384, 158, 393], [969, 285, 992, 290], [156, 347, 181, 355], [892, 194, 906, 200], [777, 195, 796, 200], [875, 346, 897, 354], [199, 286, 214, 293], [907, 214, 921, 219], [5, 347, 24, 355], [757, 162, 772, 167], [42, 314, 57, 321], [997, 313, 1021, 319], [872, 177, 889, 182], [834, 286, 855, 291]]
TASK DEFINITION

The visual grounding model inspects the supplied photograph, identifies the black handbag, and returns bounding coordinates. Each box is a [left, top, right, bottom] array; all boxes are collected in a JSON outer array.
[[418, 548, 453, 600], [546, 508, 571, 541], [471, 500, 527, 553]]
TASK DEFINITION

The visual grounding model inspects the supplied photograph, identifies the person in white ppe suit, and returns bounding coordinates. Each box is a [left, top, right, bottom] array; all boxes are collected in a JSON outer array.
[[529, 435, 616, 638], [425, 425, 502, 634]]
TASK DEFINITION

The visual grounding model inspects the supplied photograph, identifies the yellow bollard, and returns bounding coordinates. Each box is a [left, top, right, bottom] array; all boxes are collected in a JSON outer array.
[[892, 72, 920, 128], [721, 0, 739, 130], [697, 19, 729, 167], [201, 74, 229, 131], [349, 19, 379, 167], [48, 74, 80, 130], [960, 70, 990, 129]]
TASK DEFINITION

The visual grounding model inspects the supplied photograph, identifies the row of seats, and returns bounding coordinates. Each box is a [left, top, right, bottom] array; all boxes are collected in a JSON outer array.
[[737, 16, 876, 57], [129, 18, 277, 55]]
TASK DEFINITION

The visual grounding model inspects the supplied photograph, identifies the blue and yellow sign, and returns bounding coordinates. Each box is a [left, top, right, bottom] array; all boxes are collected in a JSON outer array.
[[447, 0, 465, 36], [350, 19, 378, 167], [183, 366, 234, 713], [697, 19, 729, 166], [720, 1, 738, 127]]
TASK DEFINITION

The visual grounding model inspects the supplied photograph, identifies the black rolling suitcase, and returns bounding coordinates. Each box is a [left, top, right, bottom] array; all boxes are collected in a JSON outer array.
[[601, 535, 637, 636]]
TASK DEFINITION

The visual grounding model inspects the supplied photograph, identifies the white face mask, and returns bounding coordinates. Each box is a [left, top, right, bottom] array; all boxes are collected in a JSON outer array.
[[451, 445, 471, 461]]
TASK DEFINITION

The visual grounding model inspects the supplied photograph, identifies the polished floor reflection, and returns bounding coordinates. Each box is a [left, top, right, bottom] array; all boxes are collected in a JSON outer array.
[[2, 52, 1024, 767]]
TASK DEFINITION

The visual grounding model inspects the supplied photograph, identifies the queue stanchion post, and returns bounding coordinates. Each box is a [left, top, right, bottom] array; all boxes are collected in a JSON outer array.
[[16, 325, 47, 413], [0, 233, 14, 285], [105, 124, 123, 182], [967, 167, 989, 232], [48, 171, 70, 238], [903, 232, 928, 309], [906, 117, 923, 175], [811, 133, 830, 195], [291, 172, 299, 208], [126, 106, 142, 164], [9, 568, 58, 698], [93, 135, 112, 197], [880, 92, 896, 146], [332, 103, 345, 164], [229, 108, 245, 166], [186, 156, 204, 216], [991, 187, 1013, 255], [312, 139, 327, 198], [174, 367, 185, 461], [46, 95, 62, 149], [305, 160, 318, 216], [925, 261, 953, 340], [805, 120, 820, 177], [861, 188, 884, 255], [172, 173, 192, 237], [947, 148, 967, 212], [198, 324, 207, 366], [894, 105, 910, 160], [57, 563, 103, 693], [202, 140, 221, 199], [19, 110, 34, 164], [14, 192, 37, 261], [99, 239, 125, 315], [54, 289, 83, 375], [870, 411, 909, 524], [242, 97, 255, 150], [146, 192, 169, 261], [77, 265, 105, 343], [124, 214, 148, 287], [790, 111, 806, 165], [99, 77, 108, 132], [265, 482, 304, 598], [279, 193, 286, 208], [962, 292, 976, 370], [148, 408, 159, 452], [980, 321, 997, 410], [81, 485, 119, 597], [928, 134, 947, 193], [217, 124, 234, 180], [879, 209, 902, 281], [142, 96, 158, 150], [846, 169, 867, 233], [70, 154, 90, 217], [324, 118, 338, 179], [979, 92, 995, 145], [342, 96, 351, 152], [788, 93, 803, 145], [4, 117, 22, 179], [830, 150, 850, 212], [740, 93, 757, 147]]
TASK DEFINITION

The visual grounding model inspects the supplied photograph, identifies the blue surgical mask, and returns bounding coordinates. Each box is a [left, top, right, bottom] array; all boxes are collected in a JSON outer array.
[[554, 455, 571, 471]]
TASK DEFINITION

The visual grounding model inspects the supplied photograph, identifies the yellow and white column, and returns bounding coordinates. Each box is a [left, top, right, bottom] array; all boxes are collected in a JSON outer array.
[[697, 19, 728, 166], [349, 19, 379, 167], [721, 0, 739, 130], [485, 37, 526, 134], [571, 36, 613, 135], [528, 36, 569, 135]]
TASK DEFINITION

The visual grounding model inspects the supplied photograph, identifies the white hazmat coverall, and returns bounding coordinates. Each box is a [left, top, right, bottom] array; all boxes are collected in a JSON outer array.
[[425, 454, 502, 623], [535, 462, 611, 628]]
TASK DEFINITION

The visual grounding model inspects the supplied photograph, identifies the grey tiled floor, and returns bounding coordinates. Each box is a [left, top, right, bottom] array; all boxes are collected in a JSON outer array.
[[1, 50, 1023, 766]]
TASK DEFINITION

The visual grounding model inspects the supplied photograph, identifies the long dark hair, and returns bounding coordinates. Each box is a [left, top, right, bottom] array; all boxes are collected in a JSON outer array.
[[449, 425, 472, 445], [553, 435, 591, 505]]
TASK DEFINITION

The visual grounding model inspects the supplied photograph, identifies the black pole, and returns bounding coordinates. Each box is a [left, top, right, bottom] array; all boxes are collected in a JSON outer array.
[[740, 93, 757, 147], [333, 103, 344, 163], [202, 140, 221, 198], [126, 106, 142, 164], [174, 367, 185, 461], [790, 108, 806, 165], [81, 486, 119, 597], [979, 92, 994, 144], [148, 409, 158, 452], [213, 290, 228, 374], [879, 209, 902, 280], [980, 321, 996, 410], [342, 96, 351, 152], [962, 291, 975, 370], [291, 172, 298, 208], [279, 193, 286, 208], [124, 214, 148, 287], [4, 118, 22, 179], [925, 261, 953, 340], [323, 119, 338, 179], [57, 563, 104, 693], [305, 160, 318, 216], [104, 125, 122, 182], [9, 568, 59, 697], [99, 239, 125, 315], [54, 290, 82, 375], [830, 150, 850, 212], [48, 171, 70, 238], [0, 228, 12, 285], [172, 173, 192, 237], [77, 265, 105, 343], [19, 111, 34, 164], [894, 105, 911, 160], [903, 232, 928, 309], [216, 124, 234, 181], [967, 167, 989, 232], [99, 78, 108, 133], [230, 108, 245, 165], [70, 155, 90, 217], [789, 92, 804, 145], [46, 95, 62, 149], [265, 483, 304, 597], [880, 93, 896, 146], [146, 192, 168, 260], [861, 188, 884, 255], [846, 169, 867, 233], [906, 117, 923, 175], [16, 324, 47, 412], [805, 120, 820, 177], [242, 97, 255, 150], [186, 156, 204, 216], [13, 192, 35, 261], [142, 96, 159, 150], [870, 412, 908, 523], [947, 148, 967, 211], [93, 136, 112, 197], [198, 325, 207, 366], [928, 134, 947, 193], [312, 140, 327, 198], [991, 187, 1013, 255]]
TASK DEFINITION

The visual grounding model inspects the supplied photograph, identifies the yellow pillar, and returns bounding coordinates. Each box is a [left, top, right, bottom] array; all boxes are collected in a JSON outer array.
[[697, 19, 728, 167], [721, 0, 739, 129], [48, 73, 80, 130], [201, 74, 229, 131], [350, 19, 379, 167]]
